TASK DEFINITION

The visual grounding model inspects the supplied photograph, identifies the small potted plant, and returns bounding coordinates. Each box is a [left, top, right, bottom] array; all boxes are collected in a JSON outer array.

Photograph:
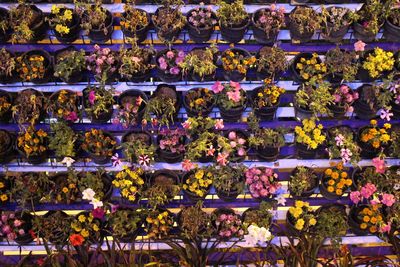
[[353, 84, 387, 120], [12, 88, 46, 126], [186, 3, 217, 42], [177, 201, 211, 240], [8, 3, 47, 43], [212, 208, 243, 240], [0, 211, 33, 245], [225, 129, 249, 162], [54, 47, 86, 84], [182, 167, 213, 202], [359, 47, 394, 81], [348, 204, 385, 235], [81, 128, 117, 164], [70, 210, 104, 245], [0, 129, 14, 164], [115, 89, 147, 128], [121, 130, 156, 166], [325, 48, 359, 83], [294, 82, 334, 120], [221, 47, 256, 82], [17, 126, 48, 164], [212, 164, 245, 202], [48, 122, 78, 160], [245, 167, 281, 200], [108, 208, 142, 242], [157, 128, 186, 163], [0, 8, 11, 43], [289, 6, 319, 43], [78, 169, 113, 201], [183, 87, 216, 117], [320, 162, 352, 200], [286, 200, 317, 233], [0, 48, 16, 84], [329, 84, 359, 118], [294, 118, 326, 159], [47, 89, 80, 123], [179, 46, 218, 82], [151, 0, 186, 42], [156, 49, 185, 83], [120, 0, 150, 43], [242, 201, 274, 231], [319, 6, 353, 43], [144, 169, 180, 208], [16, 50, 53, 84], [34, 211, 72, 245], [0, 90, 12, 123], [252, 5, 285, 44], [75, 0, 114, 42], [358, 120, 391, 158], [50, 172, 81, 204], [255, 46, 287, 81], [213, 81, 247, 122], [251, 79, 285, 121], [291, 52, 326, 85], [47, 5, 81, 43], [83, 85, 115, 123], [216, 0, 249, 43], [384, 7, 400, 42], [145, 209, 174, 239], [113, 166, 145, 203], [119, 43, 154, 83], [289, 166, 319, 198], [86, 44, 119, 83], [327, 126, 361, 166]]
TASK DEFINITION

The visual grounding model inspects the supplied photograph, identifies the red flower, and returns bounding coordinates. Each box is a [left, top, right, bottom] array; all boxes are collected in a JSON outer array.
[[29, 229, 37, 240], [36, 258, 45, 266], [92, 207, 105, 219], [69, 234, 84, 246]]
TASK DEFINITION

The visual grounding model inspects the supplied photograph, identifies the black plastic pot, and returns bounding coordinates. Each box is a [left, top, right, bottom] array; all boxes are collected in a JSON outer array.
[[219, 16, 250, 43], [219, 103, 246, 122], [329, 104, 347, 119], [253, 95, 279, 121], [117, 89, 148, 126], [384, 12, 400, 42], [0, 90, 13, 123], [0, 8, 11, 43], [0, 129, 14, 164], [289, 166, 319, 198], [86, 131, 117, 165], [183, 87, 216, 117], [186, 8, 216, 43], [357, 126, 384, 159], [392, 102, 400, 119], [182, 170, 211, 202], [215, 172, 243, 202], [121, 9, 150, 43], [152, 84, 181, 122], [52, 8, 81, 43], [348, 205, 371, 236], [14, 212, 34, 245], [148, 169, 180, 203], [86, 8, 114, 43], [353, 21, 378, 43], [13, 89, 46, 125], [189, 48, 217, 82], [256, 145, 280, 162], [54, 46, 84, 84], [296, 142, 318, 159], [152, 8, 184, 42], [23, 5, 48, 42], [289, 7, 316, 43], [155, 49, 182, 83], [321, 7, 350, 43], [222, 47, 252, 82], [293, 99, 314, 121], [353, 84, 378, 120], [252, 8, 279, 44], [82, 87, 114, 123], [156, 135, 186, 163], [20, 49, 53, 84], [290, 52, 322, 83], [17, 149, 47, 165], [48, 89, 80, 122]]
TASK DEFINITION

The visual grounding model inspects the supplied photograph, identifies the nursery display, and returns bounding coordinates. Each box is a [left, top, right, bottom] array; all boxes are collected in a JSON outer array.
[[216, 0, 249, 43]]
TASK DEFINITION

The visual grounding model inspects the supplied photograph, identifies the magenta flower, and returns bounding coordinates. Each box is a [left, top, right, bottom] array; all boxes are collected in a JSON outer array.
[[379, 222, 391, 233], [88, 90, 96, 105], [92, 208, 105, 219], [381, 193, 395, 207], [228, 131, 237, 140], [350, 191, 361, 204], [170, 67, 180, 75], [360, 183, 377, 199], [66, 111, 78, 122], [227, 90, 241, 103], [166, 51, 175, 59], [372, 157, 386, 174], [212, 81, 224, 94], [229, 81, 241, 91]]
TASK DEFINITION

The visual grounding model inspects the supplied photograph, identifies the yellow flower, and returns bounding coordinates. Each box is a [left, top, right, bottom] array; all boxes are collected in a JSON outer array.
[[78, 215, 86, 223], [309, 218, 317, 226], [81, 229, 89, 238], [51, 5, 60, 14], [295, 200, 304, 208], [384, 123, 391, 129], [0, 194, 7, 201], [295, 219, 305, 230], [62, 187, 69, 193], [93, 224, 99, 232], [370, 119, 377, 126]]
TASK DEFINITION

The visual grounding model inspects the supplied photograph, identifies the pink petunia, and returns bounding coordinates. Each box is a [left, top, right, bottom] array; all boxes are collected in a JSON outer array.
[[88, 90, 96, 105], [182, 159, 195, 171], [166, 51, 175, 59], [212, 81, 224, 94], [381, 193, 396, 207], [214, 119, 224, 130], [372, 157, 386, 174], [360, 183, 377, 199], [217, 152, 229, 166], [229, 81, 241, 91], [227, 90, 241, 103], [354, 40, 366, 52], [350, 191, 361, 204], [66, 111, 78, 122], [379, 222, 391, 233]]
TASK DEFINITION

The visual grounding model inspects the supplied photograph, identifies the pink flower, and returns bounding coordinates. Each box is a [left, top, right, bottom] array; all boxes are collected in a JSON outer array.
[[228, 131, 237, 140], [372, 157, 386, 174], [182, 159, 195, 171], [379, 222, 391, 233], [2, 225, 11, 234], [265, 168, 273, 176], [18, 229, 25, 235], [360, 183, 377, 199], [13, 220, 22, 227], [182, 120, 192, 129], [88, 90, 96, 105], [335, 134, 344, 146], [340, 85, 349, 94], [237, 147, 246, 156], [166, 51, 175, 59], [333, 94, 341, 103], [7, 232, 16, 241], [214, 119, 224, 130], [207, 146, 215, 156], [170, 67, 180, 75], [229, 81, 241, 91], [111, 153, 121, 167], [92, 208, 105, 219], [217, 152, 229, 166], [227, 90, 241, 103], [212, 81, 224, 94], [66, 111, 78, 122], [350, 191, 361, 204], [354, 40, 366, 52], [381, 193, 396, 207], [380, 108, 393, 121], [230, 141, 237, 148], [238, 138, 246, 145]]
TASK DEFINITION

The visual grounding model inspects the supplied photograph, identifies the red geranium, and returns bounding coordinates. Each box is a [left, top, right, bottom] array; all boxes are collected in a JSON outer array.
[[69, 234, 84, 246]]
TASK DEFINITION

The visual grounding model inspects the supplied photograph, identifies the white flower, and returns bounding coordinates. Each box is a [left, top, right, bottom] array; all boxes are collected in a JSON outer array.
[[90, 199, 103, 209], [60, 157, 75, 167], [275, 194, 286, 206], [244, 225, 273, 247], [82, 188, 96, 201]]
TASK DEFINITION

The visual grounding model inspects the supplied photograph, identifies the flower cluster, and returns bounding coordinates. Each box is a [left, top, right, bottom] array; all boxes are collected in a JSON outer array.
[[360, 120, 391, 149], [289, 166, 317, 197], [213, 81, 246, 110], [16, 54, 46, 81], [227, 130, 247, 158], [49, 6, 74, 35], [246, 167, 281, 199], [86, 45, 118, 83], [70, 211, 102, 246], [0, 95, 11, 116], [81, 129, 117, 157], [185, 88, 215, 113], [17, 127, 48, 157], [0, 180, 8, 203], [362, 48, 394, 78], [145, 210, 174, 239], [328, 127, 361, 166], [81, 188, 104, 209], [188, 4, 217, 28], [114, 94, 145, 128], [0, 212, 26, 241], [294, 118, 326, 150], [158, 128, 186, 154], [215, 211, 244, 239], [295, 53, 327, 84], [183, 167, 213, 197], [157, 50, 185, 75], [120, 5, 148, 32], [244, 225, 273, 247], [48, 90, 79, 122], [113, 166, 145, 202], [356, 205, 385, 234], [323, 162, 352, 196], [253, 80, 285, 108], [254, 5, 285, 38], [332, 84, 359, 113], [288, 200, 317, 231], [221, 49, 256, 75]]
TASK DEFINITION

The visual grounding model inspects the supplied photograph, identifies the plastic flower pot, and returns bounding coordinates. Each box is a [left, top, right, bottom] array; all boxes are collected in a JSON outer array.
[[86, 8, 114, 43], [256, 145, 280, 162], [0, 8, 11, 42], [321, 7, 350, 43], [182, 170, 212, 202], [0, 90, 13, 123], [0, 129, 15, 164], [289, 166, 319, 198], [14, 212, 34, 246], [252, 89, 279, 121], [357, 126, 384, 159], [156, 134, 186, 163], [117, 89, 148, 126], [52, 8, 81, 43], [54, 46, 84, 84], [183, 87, 216, 117], [16, 142, 48, 165], [48, 89, 80, 122], [289, 7, 316, 43], [384, 10, 400, 42], [353, 21, 378, 43], [155, 49, 182, 83], [353, 84, 378, 120], [86, 132, 117, 165], [219, 104, 246, 123], [152, 8, 184, 42], [319, 178, 343, 200], [22, 5, 48, 42], [148, 169, 180, 204], [251, 8, 279, 44], [348, 205, 372, 236], [121, 9, 150, 43], [329, 104, 347, 119], [293, 98, 314, 121], [219, 17, 250, 43], [189, 48, 217, 82], [82, 87, 114, 124], [290, 52, 322, 83], [20, 49, 53, 84], [13, 88, 46, 125], [222, 47, 252, 82], [215, 176, 244, 202], [186, 8, 216, 43], [295, 142, 319, 159]]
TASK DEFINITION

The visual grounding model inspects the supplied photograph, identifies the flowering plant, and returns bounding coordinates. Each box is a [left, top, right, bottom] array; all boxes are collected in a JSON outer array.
[[0, 94, 11, 118], [253, 79, 285, 109], [211, 164, 246, 195], [151, 0, 186, 41], [355, 204, 385, 234], [179, 46, 218, 81], [362, 48, 394, 78], [183, 167, 213, 198], [184, 87, 215, 114], [177, 201, 212, 240], [256, 47, 288, 78], [331, 84, 359, 113], [33, 210, 72, 245], [70, 211, 102, 246], [142, 92, 177, 128], [75, 0, 110, 36], [323, 162, 352, 197], [48, 122, 78, 159], [144, 172, 180, 208], [319, 6, 353, 35], [217, 0, 248, 28], [327, 127, 361, 166], [8, 3, 39, 43], [226, 130, 248, 160], [81, 129, 117, 157], [17, 127, 48, 158], [289, 166, 318, 197], [114, 93, 145, 128], [51, 171, 80, 204], [120, 3, 148, 33], [294, 118, 326, 150], [295, 53, 327, 85], [187, 4, 217, 30], [288, 200, 317, 231], [108, 208, 142, 239], [47, 90, 80, 122], [214, 209, 243, 239], [113, 166, 145, 202], [157, 49, 185, 76], [119, 44, 154, 79], [182, 116, 224, 138], [0, 177, 9, 203], [289, 6, 319, 35], [12, 89, 46, 126], [0, 212, 29, 242], [145, 209, 174, 239], [78, 172, 109, 203], [242, 202, 274, 230], [248, 113, 286, 149], [16, 54, 46, 82], [244, 224, 273, 247], [0, 49, 15, 80], [295, 82, 335, 117], [48, 6, 75, 36], [84, 85, 115, 119], [325, 47, 358, 82], [245, 167, 281, 199], [359, 120, 391, 152], [352, 0, 391, 35], [122, 132, 156, 167], [158, 128, 186, 154], [86, 45, 119, 83], [221, 49, 256, 76], [213, 81, 247, 110], [254, 5, 285, 38], [54, 49, 86, 83], [391, 127, 400, 158]]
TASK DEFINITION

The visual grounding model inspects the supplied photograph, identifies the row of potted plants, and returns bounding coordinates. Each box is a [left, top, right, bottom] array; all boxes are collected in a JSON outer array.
[[0, 0, 399, 44]]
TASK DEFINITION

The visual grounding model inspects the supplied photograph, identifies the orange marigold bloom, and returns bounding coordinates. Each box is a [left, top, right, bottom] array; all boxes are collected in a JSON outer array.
[[69, 234, 84, 246]]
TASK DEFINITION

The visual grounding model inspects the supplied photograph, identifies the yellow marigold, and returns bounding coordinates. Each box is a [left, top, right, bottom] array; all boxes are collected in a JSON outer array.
[[325, 169, 332, 176], [331, 172, 339, 179], [295, 218, 305, 230], [327, 186, 334, 193], [360, 223, 367, 229]]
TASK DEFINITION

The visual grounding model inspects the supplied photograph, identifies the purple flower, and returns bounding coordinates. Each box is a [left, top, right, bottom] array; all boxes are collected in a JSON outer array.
[[170, 67, 180, 75], [96, 58, 104, 65], [66, 111, 78, 122], [88, 90, 96, 105], [178, 50, 185, 58], [159, 62, 168, 70]]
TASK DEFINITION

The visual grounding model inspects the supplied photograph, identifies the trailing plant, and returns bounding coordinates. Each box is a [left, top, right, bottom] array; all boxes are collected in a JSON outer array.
[[54, 49, 86, 82], [295, 82, 335, 117], [84, 85, 115, 119], [221, 49, 256, 76], [216, 0, 248, 27], [327, 127, 361, 166], [142, 94, 176, 128], [289, 166, 318, 197], [256, 47, 287, 77], [362, 47, 394, 78], [254, 5, 285, 38], [86, 44, 119, 83], [179, 45, 218, 79], [325, 47, 358, 82], [48, 122, 78, 158], [289, 6, 319, 34]]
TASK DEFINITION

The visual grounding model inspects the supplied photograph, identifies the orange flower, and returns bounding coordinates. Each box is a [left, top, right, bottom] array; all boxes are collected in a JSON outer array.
[[69, 234, 84, 246]]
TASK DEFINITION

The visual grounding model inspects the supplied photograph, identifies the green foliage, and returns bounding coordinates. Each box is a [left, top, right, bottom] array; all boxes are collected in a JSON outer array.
[[54, 50, 86, 82], [179, 201, 213, 240], [143, 95, 176, 128], [216, 0, 248, 27], [76, 168, 107, 200], [211, 164, 245, 194], [179, 45, 218, 79], [319, 6, 354, 33], [295, 82, 335, 118], [256, 46, 287, 75], [325, 47, 358, 82], [289, 166, 317, 197], [119, 43, 154, 79], [315, 207, 348, 250], [185, 132, 232, 162], [85, 85, 115, 118], [144, 176, 180, 208], [390, 128, 400, 158], [327, 127, 361, 167], [289, 6, 319, 34], [184, 116, 217, 138], [33, 211, 72, 243], [48, 122, 78, 158], [122, 139, 156, 165], [8, 3, 35, 43], [350, 0, 393, 34], [242, 201, 274, 230], [248, 113, 286, 148], [0, 49, 16, 77], [109, 209, 142, 238], [75, 0, 109, 34]]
